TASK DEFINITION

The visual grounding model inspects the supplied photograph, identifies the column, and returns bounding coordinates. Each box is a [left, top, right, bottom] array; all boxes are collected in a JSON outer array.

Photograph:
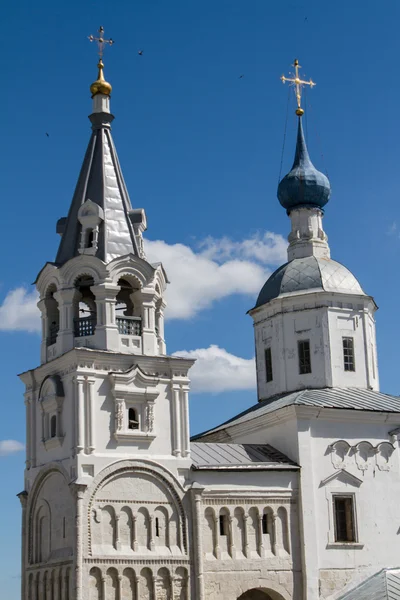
[[75, 377, 85, 454], [157, 300, 167, 355], [257, 513, 265, 558], [18, 492, 28, 600], [228, 515, 235, 558], [25, 395, 32, 470], [54, 288, 77, 354], [73, 485, 85, 600], [115, 515, 121, 551], [117, 575, 123, 600], [172, 386, 181, 457], [38, 572, 44, 600], [134, 575, 139, 600], [37, 298, 48, 364], [132, 515, 138, 552], [53, 568, 59, 600], [60, 569, 65, 600], [31, 391, 37, 468], [101, 577, 106, 600], [181, 387, 191, 457], [151, 574, 157, 600], [272, 511, 278, 556], [87, 378, 96, 453], [91, 283, 120, 351], [214, 515, 220, 559], [192, 487, 205, 600], [243, 513, 249, 558], [141, 291, 157, 355], [149, 515, 155, 551]]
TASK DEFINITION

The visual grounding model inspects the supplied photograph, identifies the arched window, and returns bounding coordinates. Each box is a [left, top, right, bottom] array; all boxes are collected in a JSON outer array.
[[116, 278, 142, 336], [86, 229, 94, 248], [74, 276, 96, 337], [155, 517, 160, 537], [128, 408, 139, 430], [50, 415, 57, 438]]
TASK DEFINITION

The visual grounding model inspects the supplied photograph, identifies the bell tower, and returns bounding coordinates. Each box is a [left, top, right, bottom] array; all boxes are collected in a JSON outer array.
[[19, 30, 193, 600]]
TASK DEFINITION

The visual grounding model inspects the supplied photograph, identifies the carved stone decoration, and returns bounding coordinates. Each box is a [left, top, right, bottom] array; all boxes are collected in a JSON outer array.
[[92, 507, 101, 524], [376, 442, 395, 471], [329, 440, 351, 470], [115, 400, 124, 432], [146, 403, 154, 433], [354, 441, 375, 472]]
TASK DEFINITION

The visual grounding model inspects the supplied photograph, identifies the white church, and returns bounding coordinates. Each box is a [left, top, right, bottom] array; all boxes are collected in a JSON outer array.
[[17, 45, 400, 600]]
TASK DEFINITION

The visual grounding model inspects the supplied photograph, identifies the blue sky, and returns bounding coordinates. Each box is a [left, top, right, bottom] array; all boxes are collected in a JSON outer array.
[[1, 0, 400, 595]]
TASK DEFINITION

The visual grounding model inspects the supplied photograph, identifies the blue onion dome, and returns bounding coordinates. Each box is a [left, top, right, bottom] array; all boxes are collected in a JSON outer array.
[[277, 118, 331, 212]]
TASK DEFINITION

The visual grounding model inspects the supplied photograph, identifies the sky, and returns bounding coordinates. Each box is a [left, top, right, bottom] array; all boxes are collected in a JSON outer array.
[[1, 0, 400, 595]]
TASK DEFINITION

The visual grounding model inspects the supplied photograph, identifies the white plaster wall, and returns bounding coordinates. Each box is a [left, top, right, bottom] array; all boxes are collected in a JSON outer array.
[[254, 295, 378, 401], [310, 417, 400, 579]]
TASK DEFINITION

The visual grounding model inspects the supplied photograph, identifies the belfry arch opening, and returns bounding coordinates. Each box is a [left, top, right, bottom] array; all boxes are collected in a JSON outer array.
[[45, 284, 59, 346], [115, 277, 142, 336], [74, 275, 97, 337], [237, 590, 282, 600]]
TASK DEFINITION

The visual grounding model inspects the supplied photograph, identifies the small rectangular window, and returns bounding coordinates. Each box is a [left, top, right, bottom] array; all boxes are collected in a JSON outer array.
[[333, 495, 355, 542], [298, 340, 311, 374], [219, 515, 228, 536], [343, 337, 355, 372], [265, 347, 273, 382]]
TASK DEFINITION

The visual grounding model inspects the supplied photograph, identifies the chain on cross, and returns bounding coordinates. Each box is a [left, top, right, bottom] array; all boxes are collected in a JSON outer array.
[[280, 59, 315, 116], [88, 26, 114, 60]]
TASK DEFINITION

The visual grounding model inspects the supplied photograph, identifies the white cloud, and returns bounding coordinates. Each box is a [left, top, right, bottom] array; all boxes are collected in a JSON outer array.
[[173, 344, 256, 393], [0, 440, 25, 456], [146, 232, 286, 319], [0, 288, 40, 333], [198, 232, 287, 265]]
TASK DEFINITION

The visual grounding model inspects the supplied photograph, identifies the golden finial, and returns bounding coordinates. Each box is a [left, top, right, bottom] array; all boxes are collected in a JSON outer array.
[[280, 59, 316, 116], [88, 26, 115, 97]]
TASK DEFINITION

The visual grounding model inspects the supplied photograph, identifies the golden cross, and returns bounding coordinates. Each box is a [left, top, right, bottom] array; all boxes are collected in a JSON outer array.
[[280, 59, 315, 116], [88, 26, 114, 59]]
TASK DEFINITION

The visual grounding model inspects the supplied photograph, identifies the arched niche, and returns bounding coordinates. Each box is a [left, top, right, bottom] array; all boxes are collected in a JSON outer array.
[[87, 461, 186, 557], [28, 468, 73, 565]]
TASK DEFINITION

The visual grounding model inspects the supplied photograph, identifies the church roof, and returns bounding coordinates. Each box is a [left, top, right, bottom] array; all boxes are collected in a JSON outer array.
[[55, 109, 140, 265], [254, 256, 365, 309], [337, 568, 400, 600], [190, 442, 298, 470], [193, 388, 400, 440]]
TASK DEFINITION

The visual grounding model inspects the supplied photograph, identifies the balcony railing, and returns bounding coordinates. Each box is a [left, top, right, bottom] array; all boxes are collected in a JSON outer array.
[[74, 316, 96, 337], [116, 316, 142, 336]]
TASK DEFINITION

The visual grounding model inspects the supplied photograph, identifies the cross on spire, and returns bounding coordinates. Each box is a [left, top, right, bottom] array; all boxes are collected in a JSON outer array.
[[281, 59, 316, 116], [88, 26, 114, 59]]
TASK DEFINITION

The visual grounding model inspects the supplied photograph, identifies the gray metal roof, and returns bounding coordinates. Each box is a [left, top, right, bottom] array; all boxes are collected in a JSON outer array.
[[255, 255, 365, 308], [192, 388, 400, 440], [338, 568, 400, 600], [56, 112, 140, 265], [190, 442, 298, 470]]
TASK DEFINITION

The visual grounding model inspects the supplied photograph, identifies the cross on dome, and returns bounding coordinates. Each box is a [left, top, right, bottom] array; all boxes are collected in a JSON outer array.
[[281, 58, 316, 116], [88, 25, 115, 59], [88, 26, 114, 97]]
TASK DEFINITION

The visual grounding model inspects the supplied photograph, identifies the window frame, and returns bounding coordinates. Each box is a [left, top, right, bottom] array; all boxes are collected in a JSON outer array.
[[332, 493, 358, 544], [298, 339, 312, 374], [342, 337, 356, 372], [265, 347, 273, 383]]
